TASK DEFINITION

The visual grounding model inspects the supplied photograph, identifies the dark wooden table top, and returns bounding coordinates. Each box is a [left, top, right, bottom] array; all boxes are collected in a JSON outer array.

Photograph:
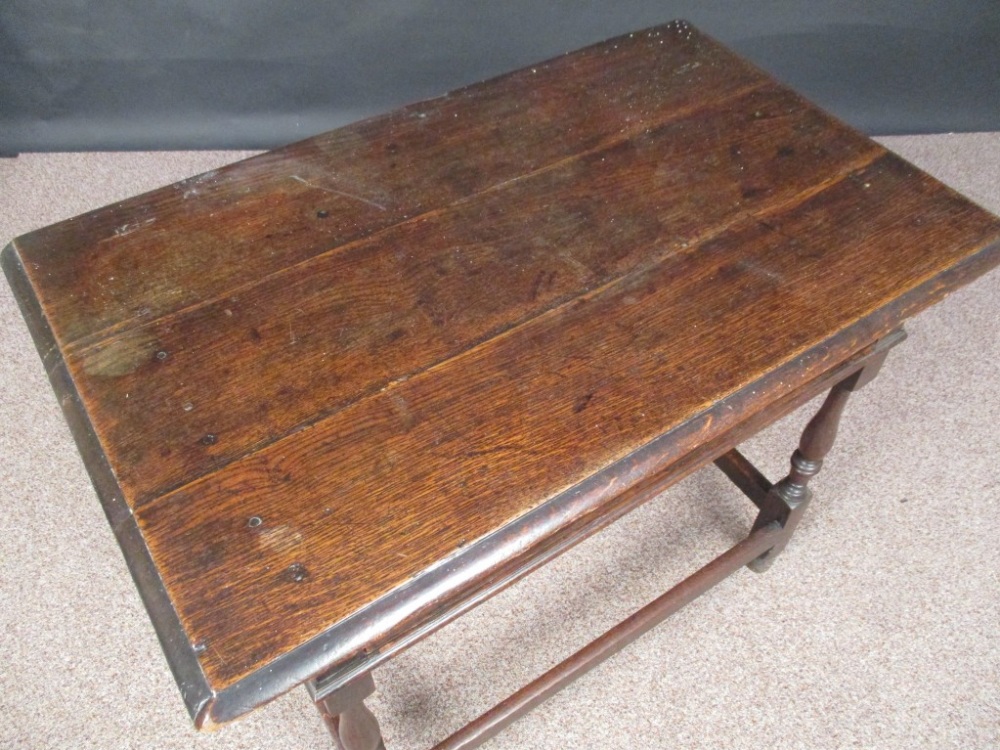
[[5, 20, 1000, 729]]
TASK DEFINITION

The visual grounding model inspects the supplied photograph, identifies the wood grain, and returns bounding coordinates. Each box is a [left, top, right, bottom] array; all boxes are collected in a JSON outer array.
[[5, 19, 1000, 728], [136, 151, 1000, 688], [66, 83, 883, 507], [12, 22, 763, 350]]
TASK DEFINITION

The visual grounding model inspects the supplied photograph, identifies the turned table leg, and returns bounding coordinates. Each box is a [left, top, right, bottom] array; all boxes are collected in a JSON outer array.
[[310, 672, 386, 750], [748, 332, 901, 572]]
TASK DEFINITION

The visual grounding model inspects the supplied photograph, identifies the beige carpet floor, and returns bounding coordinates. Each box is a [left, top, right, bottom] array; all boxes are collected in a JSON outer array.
[[1, 134, 998, 749]]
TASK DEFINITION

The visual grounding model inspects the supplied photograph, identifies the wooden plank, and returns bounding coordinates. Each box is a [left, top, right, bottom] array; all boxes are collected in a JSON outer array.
[[64, 83, 884, 508], [134, 151, 1000, 691], [6, 19, 1000, 732], [12, 22, 765, 350]]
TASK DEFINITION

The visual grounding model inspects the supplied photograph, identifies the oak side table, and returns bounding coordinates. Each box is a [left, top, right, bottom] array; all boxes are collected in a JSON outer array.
[[5, 21, 1000, 750]]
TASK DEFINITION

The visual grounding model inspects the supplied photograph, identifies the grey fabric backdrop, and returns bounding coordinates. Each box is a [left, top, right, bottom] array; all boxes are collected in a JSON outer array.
[[2, 2, 999, 152]]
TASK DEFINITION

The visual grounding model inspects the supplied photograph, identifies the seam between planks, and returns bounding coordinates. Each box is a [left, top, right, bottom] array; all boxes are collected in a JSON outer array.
[[63, 79, 771, 358], [132, 145, 887, 512]]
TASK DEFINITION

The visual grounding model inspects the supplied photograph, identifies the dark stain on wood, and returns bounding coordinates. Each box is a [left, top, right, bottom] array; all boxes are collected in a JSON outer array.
[[136, 151, 1000, 688], [64, 83, 888, 507], [4, 19, 1000, 727]]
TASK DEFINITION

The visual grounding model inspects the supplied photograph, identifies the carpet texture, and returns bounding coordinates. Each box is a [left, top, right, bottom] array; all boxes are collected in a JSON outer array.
[[1, 134, 998, 749]]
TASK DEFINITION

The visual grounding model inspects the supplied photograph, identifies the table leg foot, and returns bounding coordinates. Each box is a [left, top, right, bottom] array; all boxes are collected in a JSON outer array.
[[748, 330, 902, 572], [312, 672, 386, 750]]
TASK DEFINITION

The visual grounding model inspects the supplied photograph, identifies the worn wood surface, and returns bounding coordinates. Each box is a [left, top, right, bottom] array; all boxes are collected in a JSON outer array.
[[57, 82, 884, 508], [5, 20, 1000, 728]]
